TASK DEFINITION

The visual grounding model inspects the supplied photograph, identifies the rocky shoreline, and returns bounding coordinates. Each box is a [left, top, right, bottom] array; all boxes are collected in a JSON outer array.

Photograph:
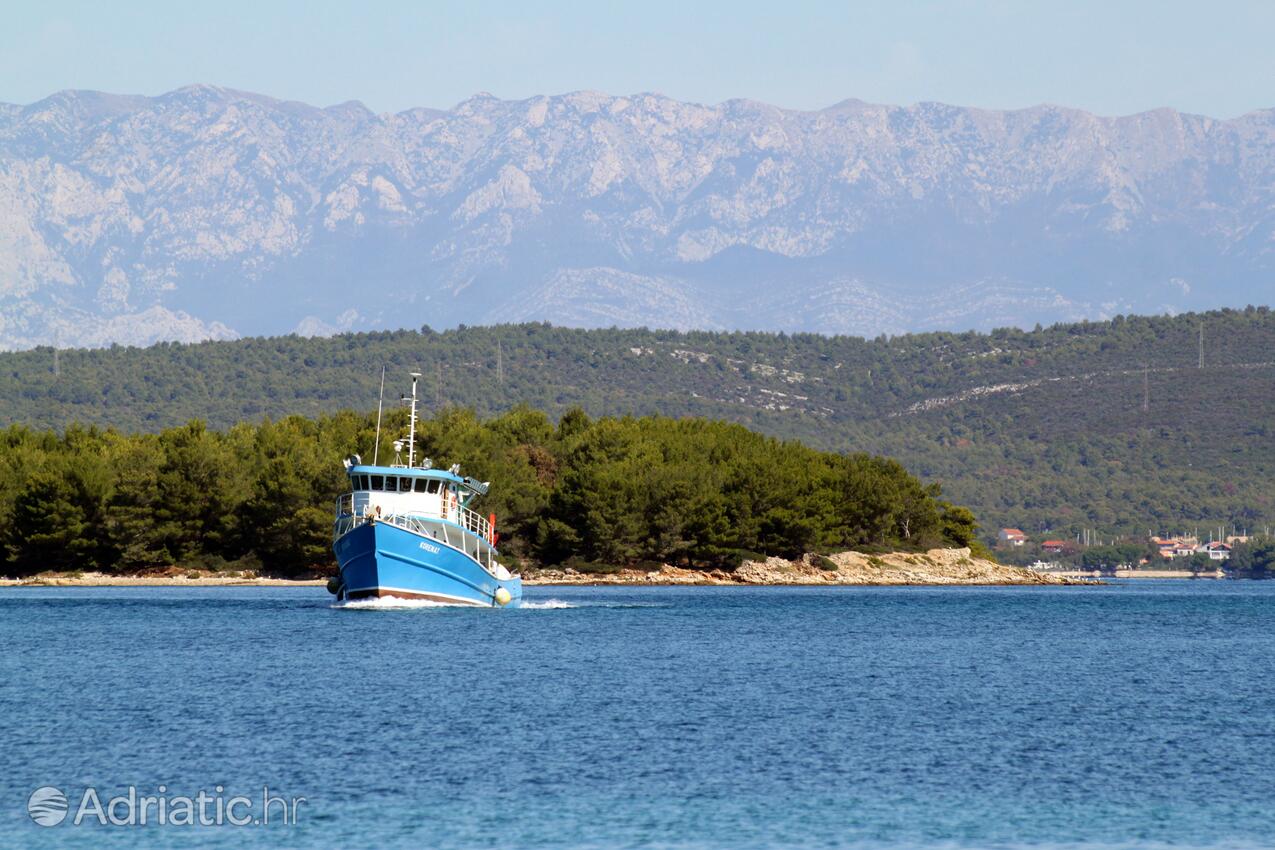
[[525, 548, 1087, 586], [1, 548, 1086, 588]]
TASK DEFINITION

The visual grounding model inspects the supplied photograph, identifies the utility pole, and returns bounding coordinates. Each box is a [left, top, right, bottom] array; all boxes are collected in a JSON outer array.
[[435, 362, 443, 408], [53, 348, 60, 379], [496, 340, 504, 385], [1142, 365, 1149, 412], [1198, 321, 1204, 369]]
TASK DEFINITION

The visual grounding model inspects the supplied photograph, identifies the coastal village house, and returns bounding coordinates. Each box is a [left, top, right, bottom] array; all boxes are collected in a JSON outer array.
[[1201, 541, 1232, 561], [1015, 532, 1238, 563], [998, 528, 1028, 547], [1148, 535, 1233, 561]]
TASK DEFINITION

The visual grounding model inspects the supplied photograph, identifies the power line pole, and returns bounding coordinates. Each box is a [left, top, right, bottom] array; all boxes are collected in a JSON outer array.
[[1142, 364, 1149, 413], [1198, 321, 1204, 369], [435, 362, 443, 408], [496, 340, 503, 385]]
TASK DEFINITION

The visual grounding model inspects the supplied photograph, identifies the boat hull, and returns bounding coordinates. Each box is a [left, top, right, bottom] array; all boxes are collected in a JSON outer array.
[[333, 520, 522, 607]]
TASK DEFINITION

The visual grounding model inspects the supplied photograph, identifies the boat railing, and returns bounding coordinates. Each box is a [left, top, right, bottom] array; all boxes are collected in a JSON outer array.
[[378, 511, 497, 572], [334, 495, 493, 543], [458, 506, 494, 543], [332, 495, 498, 566]]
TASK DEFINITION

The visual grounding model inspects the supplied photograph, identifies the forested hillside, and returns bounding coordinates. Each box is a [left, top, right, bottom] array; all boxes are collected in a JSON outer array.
[[2, 307, 1273, 540]]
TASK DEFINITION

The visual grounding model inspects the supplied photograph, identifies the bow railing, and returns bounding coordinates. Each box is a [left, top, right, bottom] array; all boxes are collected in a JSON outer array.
[[332, 496, 494, 545]]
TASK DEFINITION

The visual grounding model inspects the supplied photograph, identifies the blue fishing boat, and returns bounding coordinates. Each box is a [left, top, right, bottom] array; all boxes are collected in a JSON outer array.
[[328, 372, 522, 607]]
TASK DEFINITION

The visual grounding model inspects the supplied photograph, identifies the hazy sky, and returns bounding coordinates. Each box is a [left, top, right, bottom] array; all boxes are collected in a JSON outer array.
[[3, 1, 1273, 118]]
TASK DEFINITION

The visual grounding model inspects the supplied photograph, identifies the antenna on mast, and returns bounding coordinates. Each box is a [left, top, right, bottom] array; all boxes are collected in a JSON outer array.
[[373, 365, 386, 465], [408, 372, 422, 467]]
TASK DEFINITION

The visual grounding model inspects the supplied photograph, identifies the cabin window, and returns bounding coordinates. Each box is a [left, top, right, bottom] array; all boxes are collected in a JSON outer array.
[[414, 478, 428, 493], [399, 478, 412, 493], [371, 475, 384, 490], [358, 475, 369, 490], [427, 480, 441, 495]]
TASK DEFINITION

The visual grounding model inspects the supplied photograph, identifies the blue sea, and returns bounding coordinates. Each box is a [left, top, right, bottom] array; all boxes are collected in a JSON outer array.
[[2, 581, 1274, 849]]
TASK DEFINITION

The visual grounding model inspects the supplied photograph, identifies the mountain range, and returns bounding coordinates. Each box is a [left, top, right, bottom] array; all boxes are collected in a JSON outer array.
[[2, 85, 1273, 349]]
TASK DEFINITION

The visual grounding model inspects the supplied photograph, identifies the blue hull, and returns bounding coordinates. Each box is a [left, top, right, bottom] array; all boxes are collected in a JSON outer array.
[[333, 521, 522, 607]]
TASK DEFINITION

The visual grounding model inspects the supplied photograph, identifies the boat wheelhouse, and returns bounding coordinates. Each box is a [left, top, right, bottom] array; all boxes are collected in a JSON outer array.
[[329, 372, 521, 607]]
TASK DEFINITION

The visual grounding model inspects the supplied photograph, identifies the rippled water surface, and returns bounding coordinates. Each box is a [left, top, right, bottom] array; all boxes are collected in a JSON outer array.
[[3, 581, 1274, 848]]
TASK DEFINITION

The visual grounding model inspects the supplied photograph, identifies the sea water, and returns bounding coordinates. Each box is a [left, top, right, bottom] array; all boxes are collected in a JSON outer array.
[[2, 581, 1274, 849]]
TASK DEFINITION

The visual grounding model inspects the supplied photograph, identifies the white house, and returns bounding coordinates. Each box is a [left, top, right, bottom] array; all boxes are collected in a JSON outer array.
[[1200, 541, 1232, 561], [998, 528, 1028, 547]]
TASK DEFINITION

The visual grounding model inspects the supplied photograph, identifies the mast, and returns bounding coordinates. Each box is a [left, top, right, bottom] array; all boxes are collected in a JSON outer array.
[[373, 365, 386, 465], [408, 371, 421, 467]]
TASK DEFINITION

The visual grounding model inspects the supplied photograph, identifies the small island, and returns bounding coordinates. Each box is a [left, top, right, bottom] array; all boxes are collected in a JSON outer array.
[[1, 408, 1007, 590]]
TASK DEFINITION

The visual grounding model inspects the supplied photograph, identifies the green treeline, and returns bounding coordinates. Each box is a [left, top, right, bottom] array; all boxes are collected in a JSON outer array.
[[0, 408, 981, 578]]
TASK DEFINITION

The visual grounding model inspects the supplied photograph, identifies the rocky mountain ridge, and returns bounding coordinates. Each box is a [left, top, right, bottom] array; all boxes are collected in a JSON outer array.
[[2, 85, 1273, 349]]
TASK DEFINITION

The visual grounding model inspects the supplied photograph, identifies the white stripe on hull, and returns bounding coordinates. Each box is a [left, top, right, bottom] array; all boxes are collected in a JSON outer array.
[[343, 585, 490, 606]]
